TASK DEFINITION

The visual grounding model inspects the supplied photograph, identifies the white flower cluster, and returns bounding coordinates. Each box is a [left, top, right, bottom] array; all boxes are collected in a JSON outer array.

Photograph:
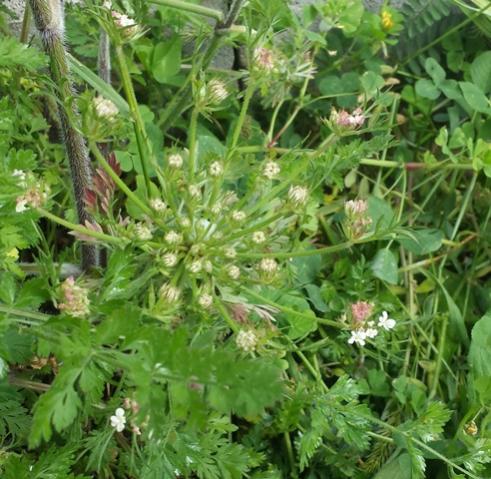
[[347, 310, 396, 347], [236, 329, 258, 352], [94, 96, 118, 119]]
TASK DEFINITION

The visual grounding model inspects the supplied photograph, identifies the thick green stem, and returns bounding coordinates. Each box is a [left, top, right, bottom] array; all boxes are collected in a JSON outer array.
[[29, 0, 97, 270], [148, 0, 224, 21], [114, 44, 152, 195]]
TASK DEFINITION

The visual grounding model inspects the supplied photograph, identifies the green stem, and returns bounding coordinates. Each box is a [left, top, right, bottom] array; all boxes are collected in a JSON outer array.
[[37, 207, 123, 246], [188, 108, 199, 182], [90, 143, 153, 217], [147, 0, 224, 21], [237, 240, 355, 259], [230, 81, 255, 152], [215, 299, 239, 332], [430, 314, 448, 399], [114, 44, 152, 195], [240, 287, 343, 330]]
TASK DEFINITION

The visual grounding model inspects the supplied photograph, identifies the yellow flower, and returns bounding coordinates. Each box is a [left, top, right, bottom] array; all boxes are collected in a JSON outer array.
[[381, 10, 394, 30], [6, 248, 19, 261]]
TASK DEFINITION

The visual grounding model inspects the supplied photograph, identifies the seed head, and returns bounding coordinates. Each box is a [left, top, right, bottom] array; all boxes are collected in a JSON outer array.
[[231, 210, 246, 222], [198, 293, 213, 309], [159, 283, 181, 303], [162, 252, 178, 268], [288, 185, 309, 206], [254, 47, 277, 72], [168, 153, 183, 168], [150, 198, 166, 212], [188, 260, 202, 274], [236, 329, 258, 352], [263, 161, 280, 180], [259, 258, 278, 273], [135, 222, 152, 241], [94, 96, 118, 118], [227, 265, 240, 280], [165, 230, 182, 245], [252, 231, 266, 244], [208, 79, 228, 103], [58, 276, 90, 318], [209, 161, 223, 177]]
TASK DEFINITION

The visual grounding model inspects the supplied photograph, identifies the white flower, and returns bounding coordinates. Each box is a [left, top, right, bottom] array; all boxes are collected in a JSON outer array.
[[112, 11, 136, 28], [203, 260, 213, 273], [209, 161, 223, 177], [15, 197, 28, 213], [159, 283, 181, 303], [189, 184, 201, 198], [198, 293, 213, 309], [223, 191, 238, 206], [162, 252, 178, 267], [252, 231, 266, 244], [211, 202, 222, 215], [365, 328, 378, 339], [188, 260, 202, 273], [224, 247, 236, 259], [254, 47, 277, 72], [231, 210, 246, 222], [288, 185, 308, 206], [150, 198, 166, 212], [378, 311, 396, 330], [94, 96, 118, 118], [168, 153, 183, 168], [236, 330, 257, 352], [165, 230, 182, 245], [345, 199, 368, 216], [208, 79, 228, 103], [263, 161, 280, 180], [110, 407, 126, 432], [227, 265, 240, 280], [180, 217, 191, 228], [259, 258, 278, 273], [348, 330, 367, 347], [135, 223, 152, 240]]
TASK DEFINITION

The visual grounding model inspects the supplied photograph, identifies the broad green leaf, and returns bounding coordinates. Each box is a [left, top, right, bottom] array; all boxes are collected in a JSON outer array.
[[305, 284, 328, 313], [471, 51, 491, 93], [151, 37, 182, 84], [469, 311, 491, 378], [361, 71, 384, 98], [368, 196, 395, 231], [371, 249, 398, 284], [459, 81, 491, 114], [424, 58, 445, 86], [397, 229, 444, 255], [415, 79, 440, 100]]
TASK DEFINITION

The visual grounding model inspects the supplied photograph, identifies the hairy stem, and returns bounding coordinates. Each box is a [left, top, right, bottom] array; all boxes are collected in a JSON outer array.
[[29, 0, 96, 270]]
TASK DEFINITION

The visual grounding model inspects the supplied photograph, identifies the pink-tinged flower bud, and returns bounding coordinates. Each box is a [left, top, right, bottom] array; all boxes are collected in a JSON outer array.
[[58, 276, 90, 318], [350, 301, 373, 323]]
